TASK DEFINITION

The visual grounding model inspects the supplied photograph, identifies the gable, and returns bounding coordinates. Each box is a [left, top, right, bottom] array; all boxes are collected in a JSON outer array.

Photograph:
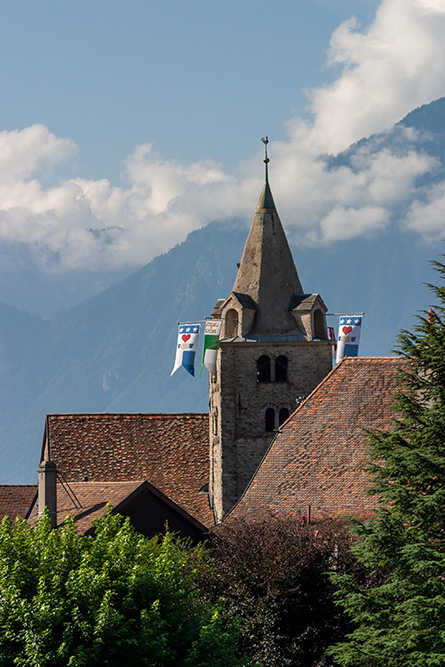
[[43, 413, 212, 526], [109, 482, 208, 542], [30, 480, 207, 541]]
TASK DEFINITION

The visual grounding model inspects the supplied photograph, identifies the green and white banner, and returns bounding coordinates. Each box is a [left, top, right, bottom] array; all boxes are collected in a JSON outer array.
[[199, 320, 222, 377]]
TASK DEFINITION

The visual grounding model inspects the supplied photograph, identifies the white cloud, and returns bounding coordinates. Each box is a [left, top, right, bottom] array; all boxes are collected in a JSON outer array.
[[307, 0, 445, 153], [0, 125, 76, 183], [319, 204, 389, 243], [1, 0, 445, 274], [0, 133, 242, 270], [404, 181, 445, 242]]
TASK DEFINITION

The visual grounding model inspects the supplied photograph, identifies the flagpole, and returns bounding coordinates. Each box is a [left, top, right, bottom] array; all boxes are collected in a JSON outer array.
[[326, 312, 365, 316], [177, 317, 214, 325]]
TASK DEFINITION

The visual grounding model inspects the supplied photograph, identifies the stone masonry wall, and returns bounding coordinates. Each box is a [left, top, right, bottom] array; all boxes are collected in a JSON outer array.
[[210, 340, 333, 521]]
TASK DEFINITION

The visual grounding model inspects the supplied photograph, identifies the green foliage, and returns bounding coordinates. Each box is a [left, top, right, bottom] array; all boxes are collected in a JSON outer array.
[[329, 258, 445, 666], [195, 518, 362, 667], [0, 511, 245, 667]]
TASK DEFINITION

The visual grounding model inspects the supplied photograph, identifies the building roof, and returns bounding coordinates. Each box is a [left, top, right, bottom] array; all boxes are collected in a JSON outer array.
[[30, 480, 208, 540], [230, 162, 304, 336], [257, 159, 276, 210], [288, 293, 326, 312], [232, 292, 257, 310], [229, 357, 407, 523], [42, 413, 212, 526], [0, 485, 37, 522]]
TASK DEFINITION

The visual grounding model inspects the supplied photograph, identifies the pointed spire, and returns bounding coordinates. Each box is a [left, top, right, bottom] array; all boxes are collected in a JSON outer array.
[[231, 139, 304, 335], [257, 137, 276, 210]]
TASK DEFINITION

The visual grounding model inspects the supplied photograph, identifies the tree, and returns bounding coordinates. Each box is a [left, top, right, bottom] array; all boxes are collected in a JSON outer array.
[[0, 511, 245, 667], [195, 517, 361, 667], [329, 259, 445, 666]]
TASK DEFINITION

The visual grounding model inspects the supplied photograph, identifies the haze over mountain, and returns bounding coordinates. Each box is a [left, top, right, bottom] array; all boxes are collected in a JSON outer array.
[[1, 98, 444, 483]]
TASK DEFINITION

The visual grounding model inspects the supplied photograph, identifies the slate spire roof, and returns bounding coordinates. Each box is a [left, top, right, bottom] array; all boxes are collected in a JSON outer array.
[[231, 148, 304, 336], [257, 152, 276, 210]]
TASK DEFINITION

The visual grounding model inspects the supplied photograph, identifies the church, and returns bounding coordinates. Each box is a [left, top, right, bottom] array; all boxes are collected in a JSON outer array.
[[0, 150, 405, 535], [208, 149, 332, 522]]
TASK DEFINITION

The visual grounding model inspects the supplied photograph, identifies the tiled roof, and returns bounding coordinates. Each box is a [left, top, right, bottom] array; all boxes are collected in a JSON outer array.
[[232, 292, 257, 310], [29, 481, 142, 532], [288, 293, 319, 310], [229, 357, 407, 523], [43, 413, 212, 526], [30, 480, 208, 536], [0, 485, 37, 522]]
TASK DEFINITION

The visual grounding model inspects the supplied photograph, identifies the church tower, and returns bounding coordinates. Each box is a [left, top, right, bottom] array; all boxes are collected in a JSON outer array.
[[209, 141, 333, 522]]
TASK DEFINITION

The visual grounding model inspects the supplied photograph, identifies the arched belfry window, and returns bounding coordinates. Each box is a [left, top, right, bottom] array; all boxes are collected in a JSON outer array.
[[275, 355, 288, 382], [225, 309, 238, 338], [313, 309, 325, 339], [279, 407, 289, 426], [265, 408, 275, 432], [257, 355, 271, 383]]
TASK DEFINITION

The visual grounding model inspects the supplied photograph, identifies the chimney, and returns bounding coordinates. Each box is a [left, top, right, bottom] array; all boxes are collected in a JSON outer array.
[[38, 459, 57, 529]]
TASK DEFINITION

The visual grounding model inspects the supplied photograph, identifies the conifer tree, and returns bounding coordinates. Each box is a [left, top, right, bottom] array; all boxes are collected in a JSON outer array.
[[329, 259, 445, 666]]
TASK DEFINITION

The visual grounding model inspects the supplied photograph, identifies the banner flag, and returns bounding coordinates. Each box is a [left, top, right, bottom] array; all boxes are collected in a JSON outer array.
[[336, 315, 363, 364], [171, 323, 200, 376], [199, 320, 222, 377]]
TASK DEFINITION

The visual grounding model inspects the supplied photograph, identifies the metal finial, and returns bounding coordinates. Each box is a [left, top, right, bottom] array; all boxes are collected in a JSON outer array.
[[261, 136, 270, 164]]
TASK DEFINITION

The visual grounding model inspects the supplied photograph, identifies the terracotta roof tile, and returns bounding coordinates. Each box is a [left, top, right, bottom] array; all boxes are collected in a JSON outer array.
[[29, 480, 209, 536], [0, 485, 37, 522], [30, 481, 142, 532], [229, 357, 407, 522], [43, 413, 212, 526]]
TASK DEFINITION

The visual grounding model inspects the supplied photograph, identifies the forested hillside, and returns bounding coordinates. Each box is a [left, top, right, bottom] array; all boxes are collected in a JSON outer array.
[[1, 99, 444, 483]]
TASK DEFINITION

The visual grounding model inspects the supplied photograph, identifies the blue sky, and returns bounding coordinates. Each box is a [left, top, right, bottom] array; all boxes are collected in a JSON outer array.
[[1, 0, 445, 280], [1, 1, 379, 181]]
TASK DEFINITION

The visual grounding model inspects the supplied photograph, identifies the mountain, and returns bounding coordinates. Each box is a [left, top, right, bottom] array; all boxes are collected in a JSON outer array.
[[0, 242, 136, 318], [1, 98, 444, 483], [0, 221, 247, 481], [0, 221, 436, 483], [328, 96, 445, 175]]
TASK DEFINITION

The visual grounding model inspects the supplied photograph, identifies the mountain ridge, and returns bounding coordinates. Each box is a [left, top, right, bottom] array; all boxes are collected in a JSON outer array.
[[1, 99, 444, 483]]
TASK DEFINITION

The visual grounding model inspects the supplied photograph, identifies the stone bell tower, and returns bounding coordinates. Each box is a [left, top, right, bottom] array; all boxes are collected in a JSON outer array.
[[209, 140, 333, 522]]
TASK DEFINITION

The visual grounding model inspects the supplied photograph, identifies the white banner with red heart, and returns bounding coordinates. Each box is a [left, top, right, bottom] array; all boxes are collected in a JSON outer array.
[[171, 323, 201, 376], [336, 316, 363, 364]]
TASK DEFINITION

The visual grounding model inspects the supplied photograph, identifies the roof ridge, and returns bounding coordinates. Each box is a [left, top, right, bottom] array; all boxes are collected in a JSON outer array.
[[47, 412, 209, 418], [293, 355, 404, 414], [227, 355, 409, 524], [293, 357, 347, 413], [344, 356, 401, 361], [0, 484, 37, 488], [223, 355, 408, 523], [66, 480, 145, 486], [223, 360, 348, 521]]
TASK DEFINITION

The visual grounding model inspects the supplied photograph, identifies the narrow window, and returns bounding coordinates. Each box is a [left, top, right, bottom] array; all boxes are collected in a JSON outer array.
[[313, 309, 326, 339], [257, 355, 271, 382], [279, 408, 289, 426], [265, 408, 275, 432], [275, 355, 288, 382], [225, 309, 238, 337], [212, 406, 218, 435]]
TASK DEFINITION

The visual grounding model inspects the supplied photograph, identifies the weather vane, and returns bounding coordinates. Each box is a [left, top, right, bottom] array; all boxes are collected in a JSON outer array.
[[261, 136, 270, 163]]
